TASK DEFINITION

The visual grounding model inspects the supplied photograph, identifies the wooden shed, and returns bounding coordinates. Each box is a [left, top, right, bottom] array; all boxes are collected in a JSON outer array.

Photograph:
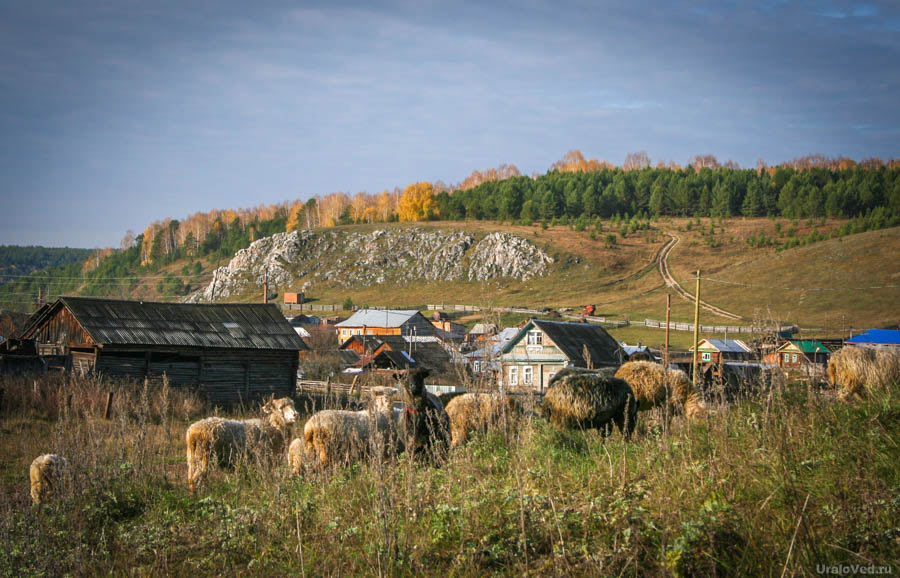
[[18, 297, 308, 405]]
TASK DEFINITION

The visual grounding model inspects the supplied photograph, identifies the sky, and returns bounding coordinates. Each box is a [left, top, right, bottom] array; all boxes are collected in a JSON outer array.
[[1, 0, 898, 247]]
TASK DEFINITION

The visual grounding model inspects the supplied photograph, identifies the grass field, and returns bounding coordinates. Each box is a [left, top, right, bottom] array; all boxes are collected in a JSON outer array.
[[1, 374, 898, 575]]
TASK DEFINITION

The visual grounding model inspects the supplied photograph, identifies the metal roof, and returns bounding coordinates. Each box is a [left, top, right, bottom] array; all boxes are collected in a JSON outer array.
[[693, 339, 752, 353], [781, 340, 831, 354], [335, 309, 421, 328], [28, 297, 308, 351], [845, 329, 900, 346]]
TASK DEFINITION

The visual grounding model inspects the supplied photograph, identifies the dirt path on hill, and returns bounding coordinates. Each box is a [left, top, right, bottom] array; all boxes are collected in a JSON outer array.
[[657, 231, 743, 320]]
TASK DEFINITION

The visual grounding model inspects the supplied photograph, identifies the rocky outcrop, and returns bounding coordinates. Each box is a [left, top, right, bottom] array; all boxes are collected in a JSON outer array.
[[191, 227, 554, 301]]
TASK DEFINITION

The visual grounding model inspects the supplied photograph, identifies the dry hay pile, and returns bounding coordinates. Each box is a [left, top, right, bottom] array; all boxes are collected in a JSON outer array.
[[828, 346, 900, 397], [615, 361, 706, 420]]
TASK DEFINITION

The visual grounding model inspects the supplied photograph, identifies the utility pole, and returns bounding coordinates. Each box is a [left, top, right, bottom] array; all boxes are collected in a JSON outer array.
[[263, 267, 269, 304], [664, 293, 671, 368], [37, 287, 43, 308], [691, 269, 701, 390]]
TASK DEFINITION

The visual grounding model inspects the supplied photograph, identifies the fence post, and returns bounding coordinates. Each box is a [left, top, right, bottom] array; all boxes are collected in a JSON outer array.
[[104, 391, 114, 419]]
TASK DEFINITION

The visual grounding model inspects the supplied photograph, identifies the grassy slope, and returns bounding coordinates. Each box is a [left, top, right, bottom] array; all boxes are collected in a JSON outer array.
[[1, 375, 897, 575], [12, 219, 894, 347]]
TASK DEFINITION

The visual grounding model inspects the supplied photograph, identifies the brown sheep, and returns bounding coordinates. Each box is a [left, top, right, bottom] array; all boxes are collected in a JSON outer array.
[[615, 361, 706, 420], [186, 397, 298, 491], [542, 367, 638, 437], [829, 346, 900, 398], [444, 393, 520, 447], [29, 454, 70, 505]]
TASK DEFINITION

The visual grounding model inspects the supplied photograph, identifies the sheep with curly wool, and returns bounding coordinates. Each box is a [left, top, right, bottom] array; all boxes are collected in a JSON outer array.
[[30, 454, 70, 505], [541, 366, 638, 437], [615, 361, 706, 420], [444, 393, 521, 447], [186, 397, 298, 491]]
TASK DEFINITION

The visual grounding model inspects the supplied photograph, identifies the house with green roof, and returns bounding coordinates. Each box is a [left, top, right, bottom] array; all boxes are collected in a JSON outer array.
[[774, 340, 830, 368]]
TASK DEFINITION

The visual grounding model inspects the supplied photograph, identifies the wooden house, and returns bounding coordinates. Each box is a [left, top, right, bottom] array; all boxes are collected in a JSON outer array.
[[498, 319, 624, 392], [334, 309, 437, 344], [341, 334, 454, 377], [773, 340, 830, 367], [17, 297, 308, 405], [689, 339, 753, 365]]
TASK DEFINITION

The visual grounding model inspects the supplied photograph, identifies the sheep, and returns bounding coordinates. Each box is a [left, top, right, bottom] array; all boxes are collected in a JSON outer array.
[[614, 361, 706, 420], [297, 369, 449, 470], [296, 395, 396, 470], [186, 397, 298, 491], [30, 454, 70, 506], [541, 367, 638, 437], [829, 346, 900, 398], [444, 393, 521, 447]]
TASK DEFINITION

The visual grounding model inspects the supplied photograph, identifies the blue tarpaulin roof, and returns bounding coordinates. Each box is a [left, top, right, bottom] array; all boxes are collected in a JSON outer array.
[[846, 329, 900, 346]]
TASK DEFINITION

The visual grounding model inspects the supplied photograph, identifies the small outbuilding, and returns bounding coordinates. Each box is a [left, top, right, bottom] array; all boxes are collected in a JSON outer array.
[[17, 296, 308, 405]]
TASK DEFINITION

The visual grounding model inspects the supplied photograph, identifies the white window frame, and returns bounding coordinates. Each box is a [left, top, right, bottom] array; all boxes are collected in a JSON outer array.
[[523, 366, 533, 385], [792, 353, 798, 363], [526, 331, 543, 346], [508, 366, 518, 386], [701, 352, 712, 362], [784, 353, 791, 362], [473, 360, 482, 373]]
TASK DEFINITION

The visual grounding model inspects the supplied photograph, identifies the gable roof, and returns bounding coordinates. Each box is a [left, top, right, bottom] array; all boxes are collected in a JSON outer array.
[[340, 333, 453, 372], [335, 309, 421, 328], [845, 329, 900, 346], [779, 340, 831, 354], [21, 296, 307, 351], [691, 339, 752, 353], [503, 319, 623, 367]]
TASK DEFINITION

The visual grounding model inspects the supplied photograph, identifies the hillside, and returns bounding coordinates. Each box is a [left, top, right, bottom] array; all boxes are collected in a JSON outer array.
[[188, 219, 897, 335], [0, 246, 92, 286], [1, 219, 896, 344]]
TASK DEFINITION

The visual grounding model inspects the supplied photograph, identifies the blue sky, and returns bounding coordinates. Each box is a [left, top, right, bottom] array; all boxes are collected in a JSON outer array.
[[1, 0, 898, 247]]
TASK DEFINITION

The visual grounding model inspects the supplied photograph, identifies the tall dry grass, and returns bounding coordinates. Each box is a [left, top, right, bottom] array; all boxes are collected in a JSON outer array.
[[0, 371, 897, 576]]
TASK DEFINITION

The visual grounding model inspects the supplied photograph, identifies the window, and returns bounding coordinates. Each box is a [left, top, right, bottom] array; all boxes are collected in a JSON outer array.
[[792, 354, 798, 363], [526, 331, 543, 346], [701, 352, 712, 362], [473, 360, 482, 373], [784, 353, 790, 362], [523, 366, 533, 385], [508, 366, 518, 386]]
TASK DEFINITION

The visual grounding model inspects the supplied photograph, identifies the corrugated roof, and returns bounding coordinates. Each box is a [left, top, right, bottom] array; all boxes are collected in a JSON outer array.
[[31, 297, 307, 351], [335, 309, 420, 328], [846, 329, 900, 345], [693, 339, 752, 353], [504, 319, 623, 367]]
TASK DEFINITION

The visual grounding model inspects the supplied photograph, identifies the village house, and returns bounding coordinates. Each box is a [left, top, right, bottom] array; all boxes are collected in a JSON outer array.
[[689, 339, 754, 365], [466, 323, 497, 343], [340, 334, 456, 377], [334, 309, 437, 344], [772, 340, 830, 368], [464, 327, 519, 376], [15, 296, 307, 405], [498, 319, 624, 392]]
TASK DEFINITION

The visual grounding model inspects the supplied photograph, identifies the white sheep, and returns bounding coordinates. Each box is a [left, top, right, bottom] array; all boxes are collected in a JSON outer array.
[[186, 397, 298, 491], [30, 454, 70, 505]]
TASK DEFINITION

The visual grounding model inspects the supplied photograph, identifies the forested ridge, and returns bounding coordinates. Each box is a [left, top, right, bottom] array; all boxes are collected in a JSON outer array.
[[0, 246, 92, 286]]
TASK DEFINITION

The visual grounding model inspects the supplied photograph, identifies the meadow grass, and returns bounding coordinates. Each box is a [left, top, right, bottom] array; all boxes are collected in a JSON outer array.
[[0, 373, 897, 576]]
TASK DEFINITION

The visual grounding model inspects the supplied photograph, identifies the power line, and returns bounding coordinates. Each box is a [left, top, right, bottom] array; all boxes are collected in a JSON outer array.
[[695, 276, 900, 292], [0, 272, 217, 280]]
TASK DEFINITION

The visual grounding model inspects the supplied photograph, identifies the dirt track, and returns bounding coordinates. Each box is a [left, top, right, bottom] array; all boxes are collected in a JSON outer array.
[[657, 231, 743, 320]]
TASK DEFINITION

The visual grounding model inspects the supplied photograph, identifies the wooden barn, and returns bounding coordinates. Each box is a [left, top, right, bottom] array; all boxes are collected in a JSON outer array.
[[17, 297, 307, 405]]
